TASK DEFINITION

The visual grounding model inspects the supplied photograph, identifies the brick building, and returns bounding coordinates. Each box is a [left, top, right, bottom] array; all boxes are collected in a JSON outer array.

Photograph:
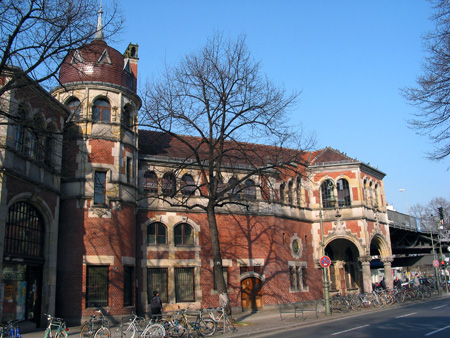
[[0, 12, 394, 327]]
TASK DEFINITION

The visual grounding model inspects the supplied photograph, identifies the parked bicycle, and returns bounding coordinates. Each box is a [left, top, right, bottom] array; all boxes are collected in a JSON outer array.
[[80, 309, 110, 338], [205, 307, 237, 334], [0, 320, 22, 338], [43, 314, 69, 338], [114, 313, 164, 338]]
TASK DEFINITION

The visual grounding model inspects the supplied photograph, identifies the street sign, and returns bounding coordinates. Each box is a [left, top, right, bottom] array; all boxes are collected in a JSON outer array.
[[320, 256, 331, 268], [433, 259, 440, 268]]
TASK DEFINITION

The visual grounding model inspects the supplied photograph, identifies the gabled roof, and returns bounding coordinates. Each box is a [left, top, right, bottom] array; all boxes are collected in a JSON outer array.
[[309, 147, 359, 166]]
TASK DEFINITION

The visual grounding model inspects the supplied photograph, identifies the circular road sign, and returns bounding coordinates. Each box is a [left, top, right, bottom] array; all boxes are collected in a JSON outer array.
[[320, 256, 331, 268], [433, 259, 440, 268]]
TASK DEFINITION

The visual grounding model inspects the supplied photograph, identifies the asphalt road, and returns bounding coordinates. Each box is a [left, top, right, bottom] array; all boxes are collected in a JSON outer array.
[[257, 297, 450, 338]]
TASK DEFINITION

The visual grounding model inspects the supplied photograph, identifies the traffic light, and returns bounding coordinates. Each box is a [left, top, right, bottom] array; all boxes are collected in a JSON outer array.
[[441, 261, 446, 269], [438, 207, 444, 221]]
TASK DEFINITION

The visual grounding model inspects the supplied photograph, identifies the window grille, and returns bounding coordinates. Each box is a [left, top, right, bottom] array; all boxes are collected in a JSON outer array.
[[175, 267, 195, 302], [147, 268, 168, 303], [143, 171, 158, 194], [86, 266, 109, 308], [337, 179, 351, 207], [147, 222, 167, 245], [321, 180, 335, 208], [5, 202, 44, 260]]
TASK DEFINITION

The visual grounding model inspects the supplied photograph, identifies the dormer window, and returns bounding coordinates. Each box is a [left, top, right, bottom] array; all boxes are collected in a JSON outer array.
[[98, 49, 111, 64]]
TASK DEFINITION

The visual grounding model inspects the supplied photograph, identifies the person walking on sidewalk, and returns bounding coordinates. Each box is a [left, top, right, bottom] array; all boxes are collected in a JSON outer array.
[[150, 291, 163, 320]]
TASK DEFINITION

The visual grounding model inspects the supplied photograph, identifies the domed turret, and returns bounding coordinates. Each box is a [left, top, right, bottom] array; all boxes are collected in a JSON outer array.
[[59, 5, 138, 92], [59, 39, 137, 92]]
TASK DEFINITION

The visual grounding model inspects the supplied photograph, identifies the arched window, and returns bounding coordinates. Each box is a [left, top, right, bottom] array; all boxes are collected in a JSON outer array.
[[280, 183, 286, 203], [66, 97, 82, 120], [147, 222, 167, 245], [44, 124, 55, 166], [321, 180, 336, 208], [227, 178, 240, 199], [5, 202, 44, 260], [242, 180, 256, 200], [337, 179, 351, 207], [15, 105, 26, 153], [363, 179, 368, 204], [174, 223, 194, 246], [92, 98, 111, 122], [374, 184, 379, 208], [162, 173, 176, 196], [288, 181, 293, 204], [143, 171, 158, 194], [181, 174, 196, 196]]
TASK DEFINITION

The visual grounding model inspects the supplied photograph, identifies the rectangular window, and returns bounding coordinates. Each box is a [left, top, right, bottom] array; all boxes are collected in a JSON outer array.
[[86, 266, 109, 308], [175, 267, 195, 302], [15, 126, 24, 153], [126, 158, 132, 184], [213, 266, 229, 290], [289, 266, 306, 292], [94, 171, 107, 205], [147, 268, 168, 303], [124, 266, 133, 307], [44, 136, 53, 166]]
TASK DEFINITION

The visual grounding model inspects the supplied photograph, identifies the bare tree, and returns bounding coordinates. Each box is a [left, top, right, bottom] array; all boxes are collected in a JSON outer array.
[[0, 0, 123, 97], [140, 33, 315, 314], [402, 0, 450, 161]]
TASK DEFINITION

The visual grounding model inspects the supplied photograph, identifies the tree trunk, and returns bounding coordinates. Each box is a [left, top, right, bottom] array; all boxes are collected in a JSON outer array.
[[206, 202, 232, 315]]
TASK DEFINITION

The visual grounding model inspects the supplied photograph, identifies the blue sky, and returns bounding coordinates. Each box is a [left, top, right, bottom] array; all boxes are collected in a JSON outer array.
[[114, 0, 448, 214]]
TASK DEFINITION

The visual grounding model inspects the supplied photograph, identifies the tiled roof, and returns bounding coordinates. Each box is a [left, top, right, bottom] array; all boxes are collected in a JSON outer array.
[[59, 40, 136, 92], [138, 130, 310, 168]]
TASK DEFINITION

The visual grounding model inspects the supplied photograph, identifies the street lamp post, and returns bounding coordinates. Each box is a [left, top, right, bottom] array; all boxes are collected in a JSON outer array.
[[399, 189, 409, 215], [319, 180, 337, 316]]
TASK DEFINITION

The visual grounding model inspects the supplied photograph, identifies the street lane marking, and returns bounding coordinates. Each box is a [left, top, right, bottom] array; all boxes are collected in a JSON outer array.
[[331, 324, 369, 336], [425, 324, 450, 336], [395, 312, 417, 318], [432, 305, 446, 309]]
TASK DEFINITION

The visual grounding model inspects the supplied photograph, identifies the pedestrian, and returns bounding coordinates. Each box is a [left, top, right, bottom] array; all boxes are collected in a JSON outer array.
[[413, 273, 420, 286], [393, 276, 401, 289], [150, 290, 163, 320], [380, 277, 386, 289]]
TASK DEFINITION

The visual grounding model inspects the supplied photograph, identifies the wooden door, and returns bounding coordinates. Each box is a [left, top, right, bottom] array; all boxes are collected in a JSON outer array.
[[241, 277, 263, 311]]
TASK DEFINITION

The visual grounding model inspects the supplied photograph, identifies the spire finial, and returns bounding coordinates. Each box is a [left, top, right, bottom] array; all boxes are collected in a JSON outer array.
[[93, 0, 104, 41]]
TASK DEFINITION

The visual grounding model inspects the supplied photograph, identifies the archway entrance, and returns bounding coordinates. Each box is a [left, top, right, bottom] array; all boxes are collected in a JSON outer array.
[[240, 277, 263, 311], [2, 202, 45, 323], [325, 239, 361, 295]]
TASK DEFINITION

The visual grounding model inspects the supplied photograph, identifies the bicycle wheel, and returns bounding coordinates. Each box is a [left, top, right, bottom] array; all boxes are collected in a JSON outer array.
[[114, 323, 135, 338], [166, 323, 189, 338], [94, 327, 110, 338], [198, 318, 216, 337], [56, 330, 68, 338], [80, 325, 92, 338], [225, 317, 237, 333], [141, 324, 165, 338]]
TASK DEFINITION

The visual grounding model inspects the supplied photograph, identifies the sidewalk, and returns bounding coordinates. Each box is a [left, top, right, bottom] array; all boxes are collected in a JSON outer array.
[[20, 294, 449, 338]]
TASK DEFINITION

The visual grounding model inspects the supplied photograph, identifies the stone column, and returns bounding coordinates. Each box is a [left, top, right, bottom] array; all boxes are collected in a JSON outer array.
[[382, 257, 394, 289], [359, 256, 372, 293]]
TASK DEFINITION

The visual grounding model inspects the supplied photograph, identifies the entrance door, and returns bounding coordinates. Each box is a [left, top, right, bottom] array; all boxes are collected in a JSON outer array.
[[241, 277, 262, 311]]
